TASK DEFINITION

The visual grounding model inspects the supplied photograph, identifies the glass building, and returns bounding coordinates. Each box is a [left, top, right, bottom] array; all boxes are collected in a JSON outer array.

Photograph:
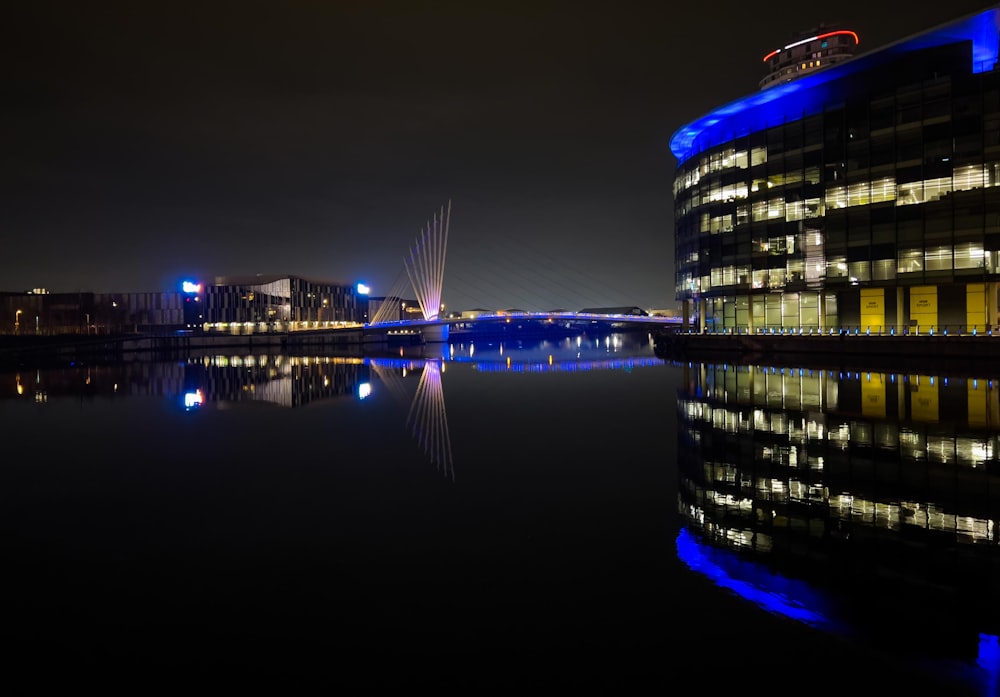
[[203, 274, 363, 333], [670, 6, 1000, 334]]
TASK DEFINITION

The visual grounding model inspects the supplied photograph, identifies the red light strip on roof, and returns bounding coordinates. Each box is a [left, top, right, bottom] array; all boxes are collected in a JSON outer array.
[[762, 30, 859, 63]]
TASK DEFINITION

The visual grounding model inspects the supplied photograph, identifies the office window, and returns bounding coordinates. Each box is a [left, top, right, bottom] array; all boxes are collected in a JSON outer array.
[[736, 205, 749, 227], [825, 186, 848, 209], [752, 200, 769, 222], [954, 164, 986, 191], [752, 269, 768, 289], [768, 198, 785, 220], [954, 243, 984, 270], [873, 258, 896, 280], [871, 177, 896, 203], [849, 261, 871, 282], [787, 259, 805, 283], [898, 249, 923, 274], [848, 181, 870, 206], [803, 198, 823, 218], [925, 246, 952, 271], [826, 256, 848, 279], [786, 199, 805, 222]]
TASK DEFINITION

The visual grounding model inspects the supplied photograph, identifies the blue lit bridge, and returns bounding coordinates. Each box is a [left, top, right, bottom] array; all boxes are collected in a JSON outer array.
[[366, 201, 677, 342]]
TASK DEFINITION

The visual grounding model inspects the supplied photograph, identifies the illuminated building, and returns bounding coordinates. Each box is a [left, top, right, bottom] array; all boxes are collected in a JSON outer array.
[[671, 6, 1000, 333], [0, 275, 366, 335], [203, 274, 364, 331]]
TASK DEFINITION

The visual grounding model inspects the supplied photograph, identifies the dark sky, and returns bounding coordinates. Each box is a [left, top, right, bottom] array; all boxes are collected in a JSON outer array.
[[3, 1, 994, 311]]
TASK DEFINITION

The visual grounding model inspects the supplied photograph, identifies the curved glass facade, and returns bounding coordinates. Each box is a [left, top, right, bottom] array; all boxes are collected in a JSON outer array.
[[671, 6, 1000, 333]]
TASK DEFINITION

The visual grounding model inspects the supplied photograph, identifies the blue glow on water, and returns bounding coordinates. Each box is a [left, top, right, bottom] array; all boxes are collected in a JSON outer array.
[[675, 527, 840, 630], [670, 8, 1000, 163], [365, 356, 664, 373], [979, 634, 1000, 693]]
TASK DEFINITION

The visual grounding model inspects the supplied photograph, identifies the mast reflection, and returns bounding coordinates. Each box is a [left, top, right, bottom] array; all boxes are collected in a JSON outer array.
[[368, 357, 454, 480], [675, 359, 1000, 692]]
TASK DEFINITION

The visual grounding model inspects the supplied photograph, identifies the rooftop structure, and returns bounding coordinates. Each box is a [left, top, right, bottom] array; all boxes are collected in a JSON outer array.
[[759, 26, 859, 90]]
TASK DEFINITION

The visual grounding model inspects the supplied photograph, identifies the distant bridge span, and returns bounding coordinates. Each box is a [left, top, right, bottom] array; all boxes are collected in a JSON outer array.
[[368, 201, 667, 336], [365, 311, 682, 343]]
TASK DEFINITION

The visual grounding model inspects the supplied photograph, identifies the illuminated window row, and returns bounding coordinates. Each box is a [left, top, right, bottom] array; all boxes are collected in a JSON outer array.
[[673, 147, 754, 195], [692, 245, 998, 294], [686, 478, 994, 544], [677, 162, 1000, 219], [684, 398, 998, 468]]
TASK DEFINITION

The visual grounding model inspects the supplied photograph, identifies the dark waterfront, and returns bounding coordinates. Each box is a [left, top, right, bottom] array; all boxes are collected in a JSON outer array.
[[3, 331, 999, 694]]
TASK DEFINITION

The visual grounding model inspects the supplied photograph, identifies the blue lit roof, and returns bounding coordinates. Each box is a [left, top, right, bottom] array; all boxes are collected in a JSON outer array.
[[669, 6, 1000, 164]]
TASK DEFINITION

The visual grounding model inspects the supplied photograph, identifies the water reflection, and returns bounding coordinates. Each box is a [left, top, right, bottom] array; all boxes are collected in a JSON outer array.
[[369, 357, 453, 479], [3, 331, 660, 484], [675, 358, 1000, 694], [447, 332, 663, 372]]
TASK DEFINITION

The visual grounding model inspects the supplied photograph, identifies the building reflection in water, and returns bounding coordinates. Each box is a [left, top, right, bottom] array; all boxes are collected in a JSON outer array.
[[3, 334, 664, 483], [180, 354, 368, 409], [675, 359, 1000, 691]]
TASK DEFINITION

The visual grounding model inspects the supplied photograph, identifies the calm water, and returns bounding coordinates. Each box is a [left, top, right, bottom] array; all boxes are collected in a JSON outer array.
[[3, 331, 998, 694]]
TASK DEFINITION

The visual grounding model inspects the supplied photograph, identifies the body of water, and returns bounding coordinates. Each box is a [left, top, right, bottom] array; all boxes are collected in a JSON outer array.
[[3, 331, 998, 694]]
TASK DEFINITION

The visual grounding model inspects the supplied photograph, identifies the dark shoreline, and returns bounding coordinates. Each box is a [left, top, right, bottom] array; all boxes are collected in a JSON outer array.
[[0, 324, 652, 370]]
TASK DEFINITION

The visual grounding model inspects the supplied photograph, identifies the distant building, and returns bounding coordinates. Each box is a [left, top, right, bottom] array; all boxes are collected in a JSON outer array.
[[578, 306, 649, 316], [202, 274, 363, 330], [459, 308, 491, 319], [366, 296, 421, 323], [0, 289, 186, 335], [0, 274, 367, 335]]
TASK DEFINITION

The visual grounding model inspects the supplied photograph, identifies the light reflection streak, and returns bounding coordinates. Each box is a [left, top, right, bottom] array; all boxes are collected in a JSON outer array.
[[466, 356, 662, 373], [675, 527, 842, 631]]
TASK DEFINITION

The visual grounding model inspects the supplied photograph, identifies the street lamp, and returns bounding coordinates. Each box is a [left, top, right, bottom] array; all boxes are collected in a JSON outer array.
[[14, 309, 22, 334]]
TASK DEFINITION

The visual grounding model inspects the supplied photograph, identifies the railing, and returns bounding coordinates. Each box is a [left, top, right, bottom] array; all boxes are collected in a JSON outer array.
[[677, 324, 1000, 337]]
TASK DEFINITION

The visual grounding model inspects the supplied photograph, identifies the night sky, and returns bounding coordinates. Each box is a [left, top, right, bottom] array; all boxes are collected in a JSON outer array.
[[3, 1, 994, 312]]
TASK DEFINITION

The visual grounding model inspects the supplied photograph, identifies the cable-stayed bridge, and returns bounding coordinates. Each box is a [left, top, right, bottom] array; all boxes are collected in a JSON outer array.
[[367, 201, 677, 341]]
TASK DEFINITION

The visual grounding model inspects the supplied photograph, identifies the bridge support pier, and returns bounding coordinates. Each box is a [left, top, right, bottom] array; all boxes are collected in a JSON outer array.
[[421, 323, 450, 343]]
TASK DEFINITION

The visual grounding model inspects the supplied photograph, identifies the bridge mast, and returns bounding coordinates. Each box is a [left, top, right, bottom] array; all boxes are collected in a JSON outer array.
[[404, 200, 451, 321]]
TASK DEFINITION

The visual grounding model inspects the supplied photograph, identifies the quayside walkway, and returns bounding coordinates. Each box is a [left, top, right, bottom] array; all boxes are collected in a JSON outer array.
[[654, 327, 1000, 370], [0, 311, 671, 369]]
